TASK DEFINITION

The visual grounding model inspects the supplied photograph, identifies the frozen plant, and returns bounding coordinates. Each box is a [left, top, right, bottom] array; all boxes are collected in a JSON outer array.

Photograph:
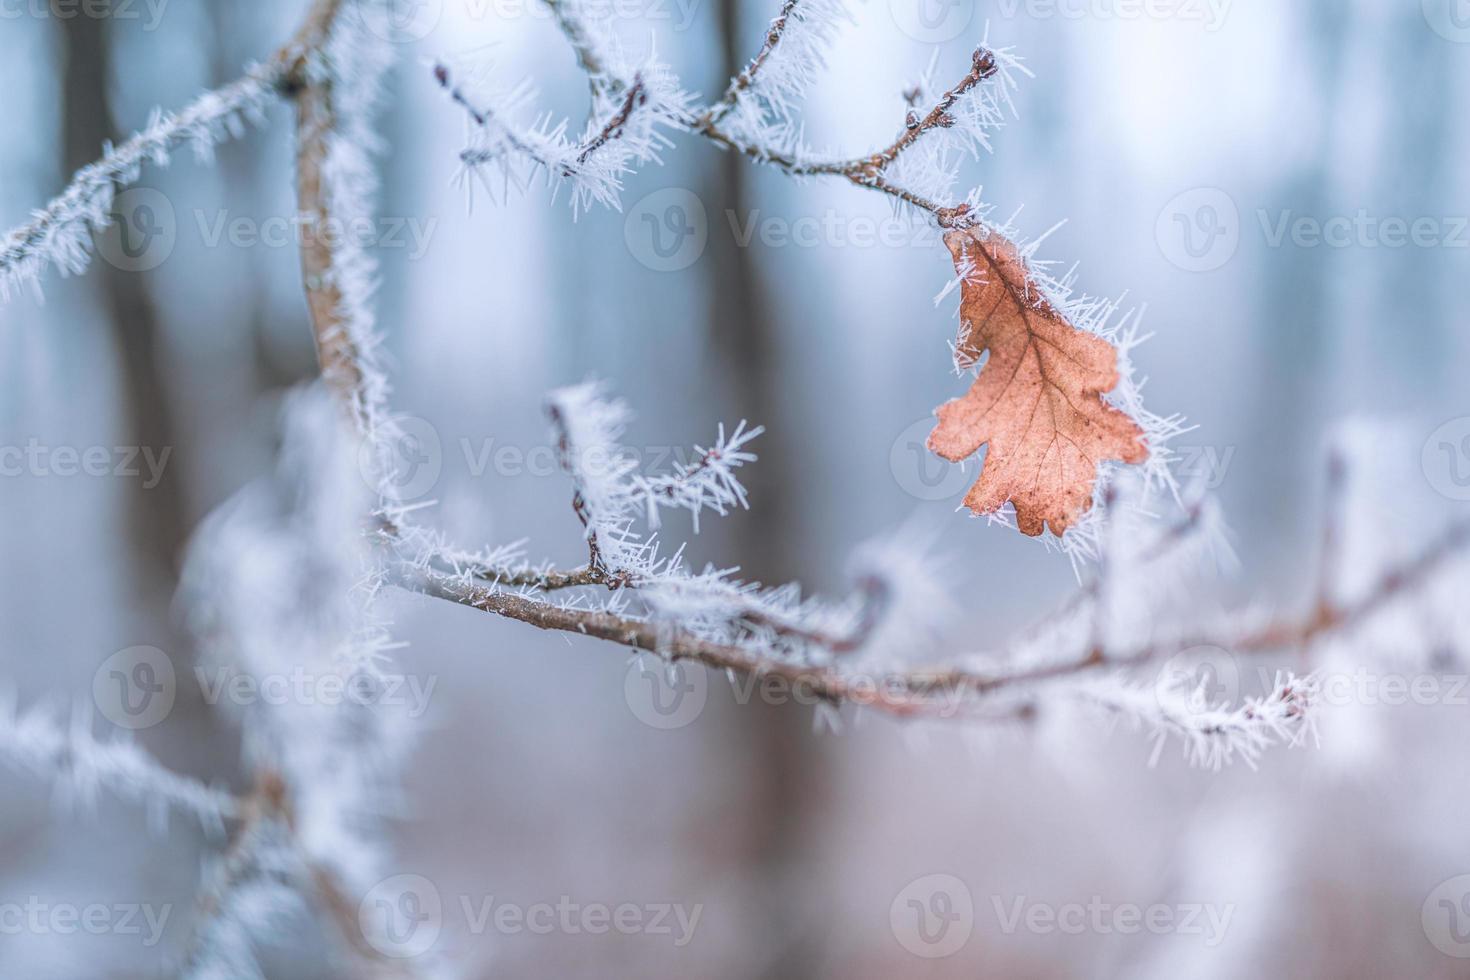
[[1, 0, 1469, 976]]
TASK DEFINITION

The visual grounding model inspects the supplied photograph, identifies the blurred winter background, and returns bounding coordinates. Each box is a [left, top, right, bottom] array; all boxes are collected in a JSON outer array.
[[3, 0, 1470, 976]]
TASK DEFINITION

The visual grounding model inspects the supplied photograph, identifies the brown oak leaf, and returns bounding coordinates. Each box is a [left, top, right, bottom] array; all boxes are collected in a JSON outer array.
[[928, 226, 1147, 537]]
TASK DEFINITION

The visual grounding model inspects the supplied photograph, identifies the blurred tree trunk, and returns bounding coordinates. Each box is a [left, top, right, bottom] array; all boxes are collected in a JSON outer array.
[[59, 3, 233, 807], [1251, 0, 1347, 560], [60, 11, 188, 587], [205, 0, 314, 394], [704, 3, 829, 977]]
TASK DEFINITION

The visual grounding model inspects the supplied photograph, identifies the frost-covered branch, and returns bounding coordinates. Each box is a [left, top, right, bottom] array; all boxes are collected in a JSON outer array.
[[678, 10, 1023, 224], [0, 69, 277, 302], [434, 0, 1021, 225], [414, 569, 945, 715], [181, 770, 435, 980], [0, 696, 238, 832], [289, 0, 397, 431], [8, 13, 1470, 980], [413, 510, 1466, 728], [433, 55, 690, 215], [0, 0, 362, 304], [381, 386, 885, 659], [548, 382, 760, 570], [179, 387, 436, 977], [396, 383, 1470, 745], [694, 43, 1014, 228], [902, 515, 1470, 700], [1, 3, 440, 975], [700, 0, 849, 128], [1086, 672, 1318, 771], [180, 774, 305, 980]]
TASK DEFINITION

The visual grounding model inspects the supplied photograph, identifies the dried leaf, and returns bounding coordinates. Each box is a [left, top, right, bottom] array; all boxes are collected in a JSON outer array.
[[928, 226, 1147, 537]]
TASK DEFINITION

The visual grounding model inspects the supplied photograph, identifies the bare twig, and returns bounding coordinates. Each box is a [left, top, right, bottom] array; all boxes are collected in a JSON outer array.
[[490, 0, 999, 227], [287, 0, 368, 410], [406, 518, 1470, 720], [686, 44, 997, 227], [184, 769, 426, 978], [699, 0, 803, 125], [576, 75, 648, 164], [308, 2, 1470, 730], [917, 518, 1470, 697], [857, 48, 999, 174], [415, 569, 946, 717], [432, 62, 549, 165]]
